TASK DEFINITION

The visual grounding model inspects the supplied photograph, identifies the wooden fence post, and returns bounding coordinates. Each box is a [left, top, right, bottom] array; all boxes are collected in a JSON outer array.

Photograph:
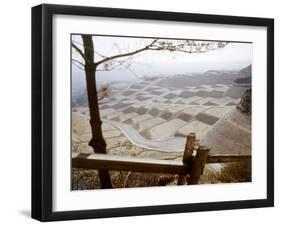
[[178, 133, 196, 185], [188, 146, 209, 185]]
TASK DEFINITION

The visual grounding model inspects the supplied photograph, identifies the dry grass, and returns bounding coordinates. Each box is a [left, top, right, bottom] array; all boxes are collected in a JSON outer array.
[[71, 169, 178, 190], [71, 160, 251, 190], [215, 161, 251, 183], [200, 160, 251, 184]]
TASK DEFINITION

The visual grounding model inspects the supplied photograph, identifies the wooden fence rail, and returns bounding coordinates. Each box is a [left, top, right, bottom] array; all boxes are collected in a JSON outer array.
[[72, 152, 189, 174], [72, 153, 251, 173], [72, 133, 251, 185]]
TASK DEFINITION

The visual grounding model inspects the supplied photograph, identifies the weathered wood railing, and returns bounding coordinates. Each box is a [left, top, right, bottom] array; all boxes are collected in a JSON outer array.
[[72, 133, 251, 185]]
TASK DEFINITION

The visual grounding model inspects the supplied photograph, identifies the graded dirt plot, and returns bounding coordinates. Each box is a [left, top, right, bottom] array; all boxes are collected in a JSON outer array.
[[176, 112, 193, 122], [212, 86, 229, 92], [122, 106, 136, 114], [122, 90, 136, 96], [72, 111, 90, 136], [111, 102, 132, 110], [148, 108, 160, 117], [123, 114, 153, 127], [159, 111, 173, 120], [179, 90, 197, 98], [135, 106, 149, 114], [197, 90, 224, 98], [214, 97, 238, 105], [203, 107, 233, 118], [102, 129, 122, 139], [213, 83, 229, 88], [224, 85, 249, 98], [203, 101, 219, 106], [174, 100, 186, 105], [197, 84, 213, 89], [136, 95, 151, 101], [195, 112, 219, 125], [189, 102, 200, 105], [226, 102, 237, 106], [182, 96, 202, 104], [153, 96, 169, 103], [77, 132, 92, 144], [150, 118, 187, 139], [163, 93, 178, 99], [184, 86, 197, 90], [104, 135, 126, 146], [100, 108, 116, 116], [176, 120, 211, 140], [170, 97, 185, 104], [138, 117, 166, 131], [182, 106, 205, 116], [99, 104, 112, 110], [201, 109, 251, 156], [193, 97, 215, 105], [130, 85, 144, 90], [102, 123, 118, 131], [117, 112, 139, 122], [151, 91, 164, 95], [74, 142, 94, 154], [101, 111, 122, 120]]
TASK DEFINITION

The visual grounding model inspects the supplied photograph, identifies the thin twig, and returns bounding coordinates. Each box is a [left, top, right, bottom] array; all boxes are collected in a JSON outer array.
[[124, 171, 132, 188]]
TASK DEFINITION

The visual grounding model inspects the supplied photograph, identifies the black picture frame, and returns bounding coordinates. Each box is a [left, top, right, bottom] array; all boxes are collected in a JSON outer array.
[[32, 4, 274, 222]]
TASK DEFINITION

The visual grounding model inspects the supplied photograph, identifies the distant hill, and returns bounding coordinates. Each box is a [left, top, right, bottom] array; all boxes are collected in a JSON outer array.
[[72, 90, 88, 107], [240, 65, 251, 76], [72, 66, 252, 108], [234, 65, 252, 84]]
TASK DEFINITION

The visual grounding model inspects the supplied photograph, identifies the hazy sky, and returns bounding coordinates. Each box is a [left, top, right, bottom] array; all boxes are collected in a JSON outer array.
[[72, 35, 252, 91]]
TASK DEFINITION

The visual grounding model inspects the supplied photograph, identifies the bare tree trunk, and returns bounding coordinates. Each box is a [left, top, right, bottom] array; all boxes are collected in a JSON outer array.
[[82, 35, 112, 189]]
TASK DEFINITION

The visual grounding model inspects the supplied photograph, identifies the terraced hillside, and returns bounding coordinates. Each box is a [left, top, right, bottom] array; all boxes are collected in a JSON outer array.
[[72, 67, 251, 159]]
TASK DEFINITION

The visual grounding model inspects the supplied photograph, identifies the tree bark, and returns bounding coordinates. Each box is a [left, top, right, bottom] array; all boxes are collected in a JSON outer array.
[[82, 35, 112, 189]]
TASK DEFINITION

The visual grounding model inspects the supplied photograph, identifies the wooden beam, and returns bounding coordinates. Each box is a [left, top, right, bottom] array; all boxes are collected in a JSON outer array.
[[188, 146, 209, 185], [178, 133, 196, 185], [182, 133, 196, 164], [72, 152, 252, 177], [207, 154, 251, 163], [72, 153, 190, 174]]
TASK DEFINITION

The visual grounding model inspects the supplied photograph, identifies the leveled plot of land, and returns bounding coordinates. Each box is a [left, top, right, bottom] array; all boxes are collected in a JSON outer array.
[[102, 111, 123, 120], [182, 96, 203, 104], [123, 114, 153, 129], [150, 119, 187, 140], [176, 120, 211, 140], [103, 129, 122, 139], [202, 107, 233, 118], [113, 112, 138, 122], [182, 107, 205, 116], [195, 112, 219, 125], [138, 117, 166, 131], [201, 110, 251, 156]]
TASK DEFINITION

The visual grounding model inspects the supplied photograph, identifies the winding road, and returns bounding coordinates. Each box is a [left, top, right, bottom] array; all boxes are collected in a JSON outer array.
[[105, 120, 186, 153]]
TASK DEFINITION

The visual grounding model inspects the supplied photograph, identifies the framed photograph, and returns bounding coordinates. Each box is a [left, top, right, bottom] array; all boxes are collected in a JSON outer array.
[[32, 4, 274, 221]]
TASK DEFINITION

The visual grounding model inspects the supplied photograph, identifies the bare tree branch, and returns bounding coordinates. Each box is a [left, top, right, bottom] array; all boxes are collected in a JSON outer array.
[[72, 61, 85, 71], [72, 40, 109, 59], [95, 39, 158, 66], [94, 39, 227, 67], [147, 40, 228, 54], [72, 59, 85, 67], [71, 43, 90, 63], [97, 57, 133, 72]]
